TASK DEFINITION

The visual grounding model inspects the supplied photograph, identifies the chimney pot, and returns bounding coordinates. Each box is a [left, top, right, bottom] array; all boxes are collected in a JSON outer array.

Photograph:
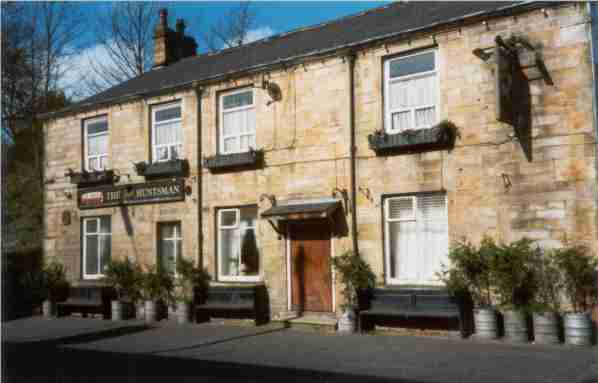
[[159, 8, 168, 26], [176, 19, 185, 34]]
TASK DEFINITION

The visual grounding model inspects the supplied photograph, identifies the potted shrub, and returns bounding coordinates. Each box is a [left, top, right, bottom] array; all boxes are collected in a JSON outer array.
[[140, 265, 174, 323], [172, 258, 210, 324], [439, 237, 498, 339], [491, 238, 537, 343], [552, 244, 598, 346], [530, 248, 563, 344], [331, 251, 376, 334], [21, 260, 69, 318], [103, 258, 142, 321]]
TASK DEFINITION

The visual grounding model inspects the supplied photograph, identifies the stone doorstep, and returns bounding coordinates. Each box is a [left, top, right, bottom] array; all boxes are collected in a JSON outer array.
[[372, 325, 461, 339], [278, 313, 338, 334]]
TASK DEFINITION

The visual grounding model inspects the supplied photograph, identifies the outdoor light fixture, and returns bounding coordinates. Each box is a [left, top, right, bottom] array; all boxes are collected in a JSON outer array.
[[472, 48, 493, 61]]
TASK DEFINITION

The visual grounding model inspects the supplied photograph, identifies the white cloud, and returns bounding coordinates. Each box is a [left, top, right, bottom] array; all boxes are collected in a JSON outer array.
[[243, 26, 275, 44]]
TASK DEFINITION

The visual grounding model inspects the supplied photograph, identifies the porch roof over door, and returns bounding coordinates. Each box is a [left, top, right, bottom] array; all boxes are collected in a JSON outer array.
[[261, 200, 341, 221]]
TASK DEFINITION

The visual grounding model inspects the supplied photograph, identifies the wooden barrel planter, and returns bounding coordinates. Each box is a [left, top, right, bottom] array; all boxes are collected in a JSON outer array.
[[474, 308, 498, 339], [144, 300, 157, 323], [111, 300, 123, 321], [42, 300, 56, 318], [564, 313, 593, 346], [502, 310, 529, 343], [533, 312, 560, 345], [176, 302, 192, 324]]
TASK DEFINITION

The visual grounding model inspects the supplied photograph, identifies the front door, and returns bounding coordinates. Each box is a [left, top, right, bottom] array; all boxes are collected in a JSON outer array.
[[290, 220, 332, 312]]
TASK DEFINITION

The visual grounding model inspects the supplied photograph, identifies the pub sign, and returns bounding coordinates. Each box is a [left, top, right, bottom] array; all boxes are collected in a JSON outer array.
[[78, 179, 185, 209]]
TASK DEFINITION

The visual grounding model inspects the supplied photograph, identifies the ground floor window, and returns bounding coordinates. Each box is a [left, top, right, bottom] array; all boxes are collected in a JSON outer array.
[[82, 216, 111, 279], [158, 222, 182, 274], [217, 206, 260, 282], [384, 193, 448, 285]]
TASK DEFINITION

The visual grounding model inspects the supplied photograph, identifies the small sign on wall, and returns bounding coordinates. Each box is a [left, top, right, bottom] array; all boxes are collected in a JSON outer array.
[[62, 211, 71, 226]]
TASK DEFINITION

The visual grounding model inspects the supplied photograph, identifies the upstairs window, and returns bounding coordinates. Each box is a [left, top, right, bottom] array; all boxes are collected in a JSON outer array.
[[219, 88, 255, 155], [152, 102, 182, 162], [84, 116, 109, 171], [384, 50, 438, 133]]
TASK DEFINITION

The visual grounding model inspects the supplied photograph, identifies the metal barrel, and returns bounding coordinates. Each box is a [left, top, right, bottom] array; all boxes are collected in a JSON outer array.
[[111, 301, 122, 321], [474, 308, 498, 339], [503, 310, 529, 343], [337, 310, 356, 334], [533, 312, 560, 344], [144, 300, 157, 323], [564, 313, 593, 346], [176, 302, 191, 324]]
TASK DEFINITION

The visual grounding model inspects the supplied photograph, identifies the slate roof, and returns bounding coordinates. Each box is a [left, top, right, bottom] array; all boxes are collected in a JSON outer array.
[[50, 1, 541, 118]]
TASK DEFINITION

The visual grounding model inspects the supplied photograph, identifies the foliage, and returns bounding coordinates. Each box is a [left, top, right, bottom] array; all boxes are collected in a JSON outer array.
[[173, 257, 211, 304], [438, 237, 497, 307], [551, 245, 598, 313], [331, 251, 375, 310], [20, 258, 69, 303], [103, 258, 143, 301], [491, 238, 538, 309], [531, 249, 563, 313], [140, 265, 174, 302]]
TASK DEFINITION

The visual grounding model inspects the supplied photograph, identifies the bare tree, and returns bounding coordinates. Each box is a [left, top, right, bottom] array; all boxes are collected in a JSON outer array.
[[204, 2, 257, 52], [84, 3, 157, 94]]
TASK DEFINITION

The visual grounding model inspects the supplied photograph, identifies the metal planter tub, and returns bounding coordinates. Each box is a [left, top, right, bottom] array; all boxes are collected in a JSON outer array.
[[533, 312, 560, 345], [134, 159, 189, 179], [564, 312, 593, 346], [473, 308, 499, 340], [367, 122, 457, 155], [502, 309, 529, 343], [203, 150, 264, 172]]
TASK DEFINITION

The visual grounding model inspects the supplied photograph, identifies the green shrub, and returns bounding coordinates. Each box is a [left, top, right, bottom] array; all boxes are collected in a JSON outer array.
[[438, 237, 497, 307], [173, 257, 211, 304], [20, 259, 69, 303], [140, 265, 174, 302], [104, 258, 143, 301], [331, 251, 375, 310], [551, 245, 598, 313], [531, 249, 563, 313], [491, 238, 538, 309]]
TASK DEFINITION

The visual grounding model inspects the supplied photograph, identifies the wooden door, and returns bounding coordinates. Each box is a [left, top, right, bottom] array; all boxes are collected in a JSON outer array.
[[290, 220, 332, 312]]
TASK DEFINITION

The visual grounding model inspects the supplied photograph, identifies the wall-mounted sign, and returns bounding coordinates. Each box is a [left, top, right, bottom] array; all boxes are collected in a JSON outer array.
[[78, 179, 185, 209]]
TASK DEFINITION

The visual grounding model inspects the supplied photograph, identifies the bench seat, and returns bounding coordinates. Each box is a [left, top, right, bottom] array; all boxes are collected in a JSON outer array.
[[56, 286, 113, 319], [195, 285, 268, 325], [359, 288, 466, 336]]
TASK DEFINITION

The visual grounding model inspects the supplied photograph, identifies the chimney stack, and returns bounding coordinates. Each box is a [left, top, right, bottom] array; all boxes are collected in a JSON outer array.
[[153, 9, 197, 69]]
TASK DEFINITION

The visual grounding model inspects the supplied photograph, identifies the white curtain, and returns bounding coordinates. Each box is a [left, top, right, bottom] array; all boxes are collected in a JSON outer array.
[[388, 73, 437, 132], [222, 108, 255, 153]]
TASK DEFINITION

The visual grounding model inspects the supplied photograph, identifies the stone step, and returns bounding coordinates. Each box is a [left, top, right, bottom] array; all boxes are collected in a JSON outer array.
[[278, 313, 338, 334]]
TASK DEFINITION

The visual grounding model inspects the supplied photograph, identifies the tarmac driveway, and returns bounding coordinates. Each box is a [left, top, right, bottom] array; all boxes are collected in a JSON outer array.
[[3, 317, 597, 383]]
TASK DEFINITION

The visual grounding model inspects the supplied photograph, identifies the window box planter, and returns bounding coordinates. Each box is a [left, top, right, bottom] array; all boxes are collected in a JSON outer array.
[[67, 169, 117, 187], [203, 149, 263, 172], [134, 159, 189, 179], [368, 120, 458, 155]]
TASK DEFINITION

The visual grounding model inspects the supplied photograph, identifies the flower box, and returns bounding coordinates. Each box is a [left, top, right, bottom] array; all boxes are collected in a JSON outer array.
[[134, 159, 189, 179], [203, 150, 263, 172], [368, 121, 458, 155], [68, 169, 116, 187]]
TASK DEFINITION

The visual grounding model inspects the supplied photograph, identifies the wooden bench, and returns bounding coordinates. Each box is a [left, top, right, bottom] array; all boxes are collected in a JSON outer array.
[[57, 286, 113, 319], [195, 285, 268, 325], [359, 288, 465, 336]]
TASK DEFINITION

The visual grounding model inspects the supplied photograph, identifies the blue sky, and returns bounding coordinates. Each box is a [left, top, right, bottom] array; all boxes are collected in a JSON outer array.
[[77, 1, 391, 52]]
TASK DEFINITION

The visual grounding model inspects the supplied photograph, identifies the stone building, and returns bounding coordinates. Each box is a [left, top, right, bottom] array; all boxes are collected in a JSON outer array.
[[42, 2, 598, 322]]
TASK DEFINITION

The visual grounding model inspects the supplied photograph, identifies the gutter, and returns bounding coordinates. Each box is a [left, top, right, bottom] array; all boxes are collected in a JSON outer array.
[[347, 53, 359, 256], [40, 1, 551, 121], [194, 83, 203, 268]]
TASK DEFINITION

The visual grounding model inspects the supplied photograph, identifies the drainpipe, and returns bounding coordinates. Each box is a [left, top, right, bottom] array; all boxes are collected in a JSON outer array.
[[347, 53, 359, 256], [587, 2, 598, 169], [194, 82, 203, 267]]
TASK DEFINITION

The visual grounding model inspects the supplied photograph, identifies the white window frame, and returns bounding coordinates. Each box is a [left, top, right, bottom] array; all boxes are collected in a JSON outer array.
[[218, 88, 255, 155], [158, 221, 182, 276], [152, 101, 183, 163], [217, 207, 261, 282], [384, 194, 447, 285], [384, 49, 440, 134], [83, 116, 109, 171], [82, 216, 111, 280]]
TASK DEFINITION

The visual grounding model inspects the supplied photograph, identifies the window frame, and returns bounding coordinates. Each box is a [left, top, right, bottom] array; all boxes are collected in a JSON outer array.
[[383, 193, 447, 286], [383, 49, 440, 134], [218, 87, 256, 155], [83, 115, 109, 172], [151, 101, 183, 163], [157, 221, 182, 276], [82, 216, 111, 280], [216, 206, 261, 282]]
